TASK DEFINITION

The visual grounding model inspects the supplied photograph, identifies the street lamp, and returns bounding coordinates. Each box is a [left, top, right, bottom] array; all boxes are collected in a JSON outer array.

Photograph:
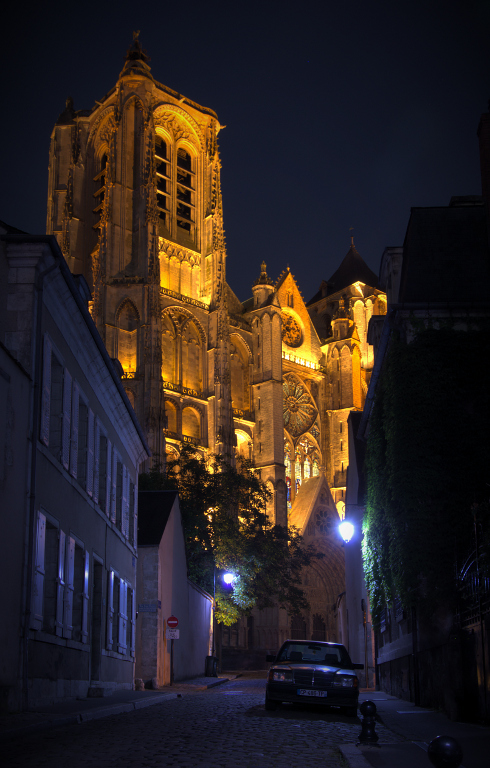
[[223, 572, 235, 586], [339, 520, 354, 543]]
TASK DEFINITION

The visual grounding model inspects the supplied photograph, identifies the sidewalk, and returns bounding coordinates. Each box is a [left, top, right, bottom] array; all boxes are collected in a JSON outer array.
[[340, 691, 490, 768], [0, 675, 233, 740]]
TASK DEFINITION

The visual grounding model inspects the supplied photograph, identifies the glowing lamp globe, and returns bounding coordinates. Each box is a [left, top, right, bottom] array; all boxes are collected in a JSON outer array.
[[223, 573, 235, 585], [339, 521, 354, 543]]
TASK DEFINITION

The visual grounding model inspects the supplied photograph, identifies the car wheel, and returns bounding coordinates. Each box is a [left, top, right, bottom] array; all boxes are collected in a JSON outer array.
[[342, 706, 358, 718], [265, 696, 278, 711]]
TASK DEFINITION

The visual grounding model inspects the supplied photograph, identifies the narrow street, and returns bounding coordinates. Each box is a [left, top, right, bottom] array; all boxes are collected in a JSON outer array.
[[1, 675, 373, 768]]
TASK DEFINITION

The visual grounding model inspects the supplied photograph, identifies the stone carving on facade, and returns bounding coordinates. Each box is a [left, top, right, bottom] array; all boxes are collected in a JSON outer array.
[[153, 105, 205, 150], [283, 373, 318, 438], [281, 313, 303, 347], [158, 239, 201, 267]]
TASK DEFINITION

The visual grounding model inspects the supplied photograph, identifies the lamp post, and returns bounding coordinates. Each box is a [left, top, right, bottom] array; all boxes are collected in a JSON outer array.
[[338, 519, 369, 689], [339, 520, 354, 544]]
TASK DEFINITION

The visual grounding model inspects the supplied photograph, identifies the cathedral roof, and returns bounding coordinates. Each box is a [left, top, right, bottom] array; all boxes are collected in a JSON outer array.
[[307, 240, 380, 304]]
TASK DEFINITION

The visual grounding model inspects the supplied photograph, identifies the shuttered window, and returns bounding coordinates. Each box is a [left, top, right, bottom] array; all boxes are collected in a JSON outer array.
[[55, 530, 66, 637], [70, 383, 79, 477], [118, 579, 128, 654], [63, 536, 75, 639], [61, 369, 72, 470], [81, 550, 90, 643], [31, 511, 46, 629], [106, 569, 114, 649]]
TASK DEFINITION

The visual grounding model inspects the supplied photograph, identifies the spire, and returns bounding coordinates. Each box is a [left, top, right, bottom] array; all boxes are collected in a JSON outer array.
[[125, 30, 150, 63], [119, 32, 153, 80], [253, 261, 274, 286]]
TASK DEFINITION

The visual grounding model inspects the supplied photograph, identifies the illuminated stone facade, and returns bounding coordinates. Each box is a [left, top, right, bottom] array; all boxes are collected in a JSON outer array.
[[47, 38, 386, 649]]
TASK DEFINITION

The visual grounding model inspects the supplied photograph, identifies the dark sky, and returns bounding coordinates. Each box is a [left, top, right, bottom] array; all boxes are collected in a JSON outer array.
[[2, 0, 489, 302]]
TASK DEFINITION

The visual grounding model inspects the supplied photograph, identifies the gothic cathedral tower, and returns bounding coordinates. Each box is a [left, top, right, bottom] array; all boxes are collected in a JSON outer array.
[[46, 36, 234, 465]]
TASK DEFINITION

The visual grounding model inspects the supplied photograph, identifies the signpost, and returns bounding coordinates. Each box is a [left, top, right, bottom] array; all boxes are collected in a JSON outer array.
[[166, 616, 179, 686]]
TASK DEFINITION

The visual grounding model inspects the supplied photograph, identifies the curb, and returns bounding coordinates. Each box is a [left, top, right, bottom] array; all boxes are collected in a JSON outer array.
[[338, 744, 374, 768], [0, 693, 177, 740]]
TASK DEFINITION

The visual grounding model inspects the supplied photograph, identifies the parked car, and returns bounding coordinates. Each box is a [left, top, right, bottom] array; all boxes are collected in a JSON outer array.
[[265, 640, 363, 716]]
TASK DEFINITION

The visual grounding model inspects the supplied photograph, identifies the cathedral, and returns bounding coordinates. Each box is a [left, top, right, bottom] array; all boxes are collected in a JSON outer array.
[[46, 36, 386, 651]]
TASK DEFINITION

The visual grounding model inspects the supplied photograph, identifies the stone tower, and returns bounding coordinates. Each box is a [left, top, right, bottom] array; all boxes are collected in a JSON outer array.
[[46, 35, 234, 465]]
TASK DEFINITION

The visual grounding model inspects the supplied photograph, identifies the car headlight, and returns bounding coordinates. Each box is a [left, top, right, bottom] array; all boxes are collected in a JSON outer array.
[[268, 667, 293, 682], [332, 674, 358, 688]]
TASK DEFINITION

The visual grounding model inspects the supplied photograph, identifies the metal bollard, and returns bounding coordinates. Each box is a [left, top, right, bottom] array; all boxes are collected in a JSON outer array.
[[427, 735, 463, 768], [358, 700, 379, 744]]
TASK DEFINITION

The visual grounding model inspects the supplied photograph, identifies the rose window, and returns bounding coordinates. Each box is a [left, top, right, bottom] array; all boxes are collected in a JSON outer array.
[[316, 508, 334, 535], [283, 374, 317, 437]]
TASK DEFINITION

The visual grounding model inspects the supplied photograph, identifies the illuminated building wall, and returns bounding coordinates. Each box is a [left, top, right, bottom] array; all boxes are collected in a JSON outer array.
[[47, 38, 386, 648]]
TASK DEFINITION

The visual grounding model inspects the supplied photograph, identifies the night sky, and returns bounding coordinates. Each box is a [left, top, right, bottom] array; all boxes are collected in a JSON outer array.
[[2, 0, 489, 303]]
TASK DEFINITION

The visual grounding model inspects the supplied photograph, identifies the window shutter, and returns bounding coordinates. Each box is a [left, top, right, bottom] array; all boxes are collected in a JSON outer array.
[[122, 466, 129, 538], [61, 369, 72, 470], [118, 579, 128, 653], [130, 588, 136, 658], [86, 409, 95, 497], [81, 550, 90, 644], [93, 421, 100, 505], [107, 570, 114, 649], [129, 481, 136, 547], [40, 336, 52, 446], [111, 449, 118, 524], [63, 536, 75, 639], [105, 439, 112, 518], [55, 530, 66, 637], [31, 511, 46, 629], [70, 382, 79, 477]]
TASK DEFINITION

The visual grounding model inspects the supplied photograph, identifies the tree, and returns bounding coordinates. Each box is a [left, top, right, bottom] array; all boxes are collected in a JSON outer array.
[[139, 445, 323, 625]]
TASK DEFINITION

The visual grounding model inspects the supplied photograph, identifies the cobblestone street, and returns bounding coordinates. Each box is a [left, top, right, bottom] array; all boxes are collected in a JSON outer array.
[[1, 676, 396, 768]]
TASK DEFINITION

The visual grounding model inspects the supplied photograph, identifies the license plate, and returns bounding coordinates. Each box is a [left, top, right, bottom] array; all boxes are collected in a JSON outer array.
[[297, 689, 328, 698]]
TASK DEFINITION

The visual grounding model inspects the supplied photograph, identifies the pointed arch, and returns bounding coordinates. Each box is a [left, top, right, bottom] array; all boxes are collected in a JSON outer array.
[[116, 299, 139, 375], [230, 334, 251, 411]]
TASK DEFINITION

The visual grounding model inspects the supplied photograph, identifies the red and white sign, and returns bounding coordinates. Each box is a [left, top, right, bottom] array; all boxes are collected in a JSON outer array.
[[167, 615, 179, 629]]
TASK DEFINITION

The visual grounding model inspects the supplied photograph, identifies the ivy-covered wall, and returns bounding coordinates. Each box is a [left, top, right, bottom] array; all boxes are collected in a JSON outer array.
[[362, 325, 490, 622]]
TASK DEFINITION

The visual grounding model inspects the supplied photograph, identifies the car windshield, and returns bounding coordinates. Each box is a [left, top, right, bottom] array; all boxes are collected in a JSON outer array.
[[277, 642, 352, 667]]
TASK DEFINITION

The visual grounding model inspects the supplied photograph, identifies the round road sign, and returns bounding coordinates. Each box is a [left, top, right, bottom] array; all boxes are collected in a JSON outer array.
[[167, 615, 178, 628]]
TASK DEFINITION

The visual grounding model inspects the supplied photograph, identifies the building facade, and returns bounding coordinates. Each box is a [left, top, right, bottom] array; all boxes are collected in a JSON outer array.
[[46, 37, 386, 650], [0, 225, 149, 710]]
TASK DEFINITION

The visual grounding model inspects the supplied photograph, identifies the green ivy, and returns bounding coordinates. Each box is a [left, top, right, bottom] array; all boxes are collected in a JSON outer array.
[[363, 327, 490, 621]]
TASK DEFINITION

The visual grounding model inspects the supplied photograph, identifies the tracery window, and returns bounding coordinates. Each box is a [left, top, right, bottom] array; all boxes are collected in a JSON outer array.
[[176, 148, 195, 235], [155, 136, 170, 229], [154, 137, 196, 240], [93, 153, 108, 230], [284, 443, 292, 511]]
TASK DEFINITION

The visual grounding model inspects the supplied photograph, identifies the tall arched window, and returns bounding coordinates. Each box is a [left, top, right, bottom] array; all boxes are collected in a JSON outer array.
[[284, 443, 292, 512], [165, 400, 178, 434], [155, 135, 170, 232], [295, 452, 302, 494], [117, 300, 139, 375], [93, 152, 108, 230], [182, 407, 200, 440], [176, 147, 195, 236]]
